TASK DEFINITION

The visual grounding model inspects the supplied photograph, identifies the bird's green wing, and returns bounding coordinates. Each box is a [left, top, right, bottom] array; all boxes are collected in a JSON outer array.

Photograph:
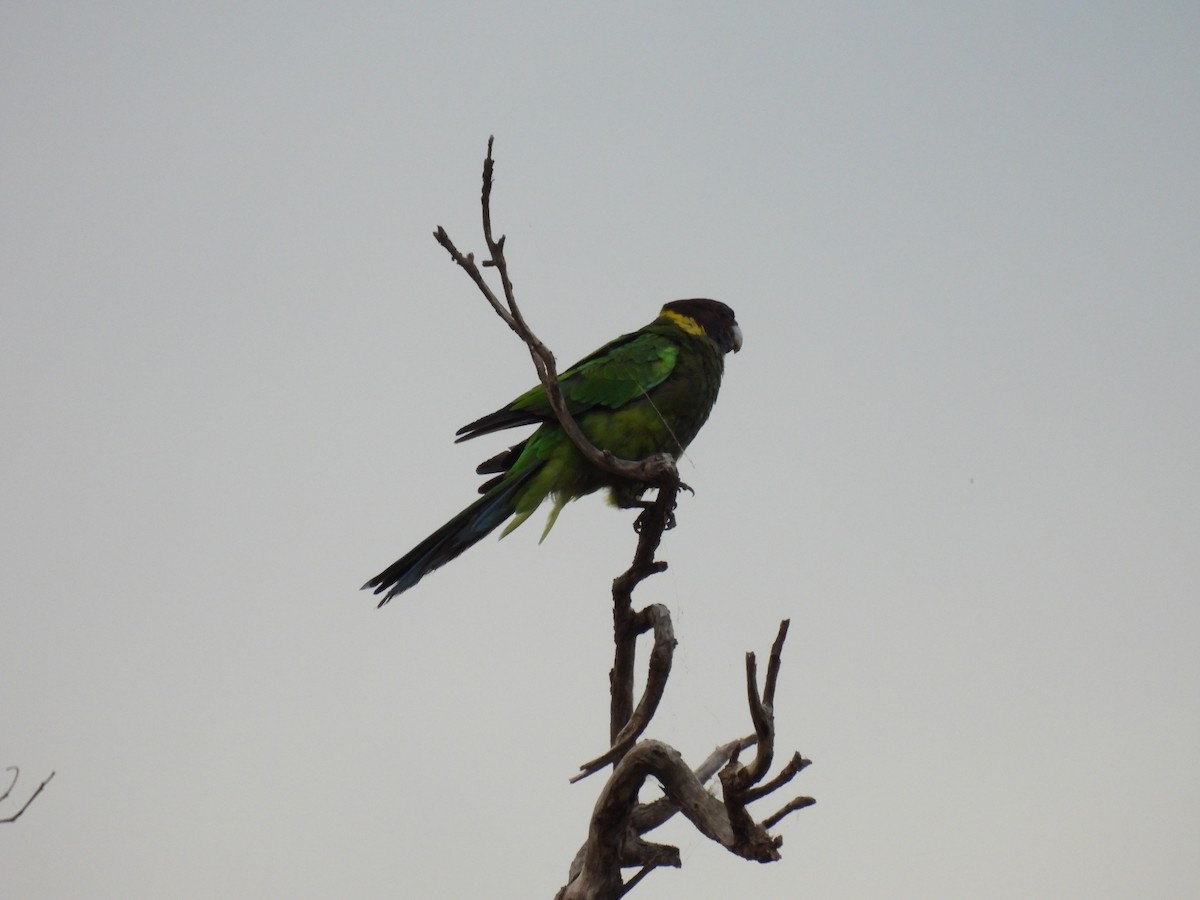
[[456, 330, 680, 441], [550, 330, 680, 409]]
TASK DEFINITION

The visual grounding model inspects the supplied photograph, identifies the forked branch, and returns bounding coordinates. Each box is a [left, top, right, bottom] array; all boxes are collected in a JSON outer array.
[[559, 621, 813, 900]]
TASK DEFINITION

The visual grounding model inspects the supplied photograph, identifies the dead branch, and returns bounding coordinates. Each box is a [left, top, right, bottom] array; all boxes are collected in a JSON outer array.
[[561, 740, 751, 900], [433, 135, 689, 786], [606, 479, 679, 757], [574, 603, 674, 781], [563, 735, 757, 889], [630, 736, 755, 833], [560, 622, 812, 899], [728, 619, 791, 793], [0, 767, 55, 824], [432, 137, 680, 491], [434, 140, 811, 900]]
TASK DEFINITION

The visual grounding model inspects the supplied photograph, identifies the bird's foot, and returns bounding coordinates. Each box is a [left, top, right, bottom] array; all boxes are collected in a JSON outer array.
[[632, 502, 678, 534]]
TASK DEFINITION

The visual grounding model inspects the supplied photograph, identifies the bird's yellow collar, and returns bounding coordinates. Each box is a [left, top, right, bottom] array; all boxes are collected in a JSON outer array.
[[661, 309, 706, 337]]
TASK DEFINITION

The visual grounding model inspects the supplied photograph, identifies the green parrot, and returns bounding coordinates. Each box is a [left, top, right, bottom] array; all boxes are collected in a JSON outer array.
[[363, 298, 742, 605]]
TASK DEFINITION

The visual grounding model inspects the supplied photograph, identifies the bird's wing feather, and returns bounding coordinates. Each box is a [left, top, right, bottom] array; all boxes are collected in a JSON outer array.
[[555, 331, 680, 409], [456, 331, 679, 441]]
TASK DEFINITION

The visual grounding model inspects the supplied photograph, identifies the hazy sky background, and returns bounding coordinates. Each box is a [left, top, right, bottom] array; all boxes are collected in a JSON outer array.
[[4, 2, 1198, 897]]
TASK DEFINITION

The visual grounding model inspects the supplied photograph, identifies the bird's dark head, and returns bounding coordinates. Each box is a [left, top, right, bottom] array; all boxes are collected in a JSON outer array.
[[660, 298, 743, 355]]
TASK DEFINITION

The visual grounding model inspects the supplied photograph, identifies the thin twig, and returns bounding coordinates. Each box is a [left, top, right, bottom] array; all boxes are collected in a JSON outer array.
[[0, 768, 55, 824], [433, 137, 679, 491], [0, 767, 17, 805]]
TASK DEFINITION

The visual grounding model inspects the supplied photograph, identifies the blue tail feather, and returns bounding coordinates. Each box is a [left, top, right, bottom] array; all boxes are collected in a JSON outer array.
[[362, 467, 536, 605]]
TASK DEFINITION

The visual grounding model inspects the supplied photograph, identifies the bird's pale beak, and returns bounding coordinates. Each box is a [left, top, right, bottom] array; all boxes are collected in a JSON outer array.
[[730, 324, 743, 353]]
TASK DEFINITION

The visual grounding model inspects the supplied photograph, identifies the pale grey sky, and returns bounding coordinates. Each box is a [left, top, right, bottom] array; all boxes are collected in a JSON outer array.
[[3, 2, 1198, 898]]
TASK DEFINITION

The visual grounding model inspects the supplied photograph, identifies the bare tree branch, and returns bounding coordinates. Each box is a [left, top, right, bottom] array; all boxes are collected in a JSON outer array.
[[574, 603, 674, 781], [561, 739, 788, 899], [727, 619, 792, 794], [433, 134, 693, 790], [630, 736, 755, 833], [744, 750, 811, 804], [433, 140, 812, 900], [0, 767, 55, 824], [0, 766, 16, 806], [560, 621, 813, 898], [606, 480, 680, 756], [432, 136, 680, 491], [762, 616, 789, 709], [762, 795, 818, 830], [564, 735, 758, 889]]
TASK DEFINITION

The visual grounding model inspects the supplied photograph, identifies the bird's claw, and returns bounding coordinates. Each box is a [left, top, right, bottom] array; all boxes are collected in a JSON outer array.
[[632, 504, 678, 534]]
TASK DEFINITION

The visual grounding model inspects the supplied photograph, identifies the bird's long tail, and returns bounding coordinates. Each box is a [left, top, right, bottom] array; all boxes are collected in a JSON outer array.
[[362, 467, 537, 605]]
